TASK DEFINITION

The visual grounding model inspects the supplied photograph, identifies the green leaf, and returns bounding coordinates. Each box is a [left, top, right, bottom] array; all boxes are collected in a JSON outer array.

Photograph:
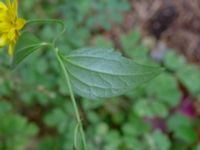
[[194, 144, 200, 150], [37, 137, 62, 150], [146, 73, 181, 107], [167, 113, 197, 143], [167, 113, 191, 129], [164, 50, 186, 71], [63, 48, 162, 99], [92, 36, 114, 48], [0, 113, 38, 150], [177, 65, 200, 95], [0, 101, 12, 113], [134, 99, 168, 118], [175, 126, 198, 143], [151, 130, 171, 150], [44, 108, 68, 133], [12, 32, 48, 68], [121, 29, 141, 52]]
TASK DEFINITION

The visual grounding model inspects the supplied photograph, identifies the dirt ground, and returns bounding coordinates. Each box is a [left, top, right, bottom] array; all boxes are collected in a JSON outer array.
[[115, 0, 200, 64]]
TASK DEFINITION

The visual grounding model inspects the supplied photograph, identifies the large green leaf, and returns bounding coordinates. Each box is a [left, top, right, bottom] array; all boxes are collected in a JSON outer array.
[[12, 32, 48, 68], [63, 48, 162, 99]]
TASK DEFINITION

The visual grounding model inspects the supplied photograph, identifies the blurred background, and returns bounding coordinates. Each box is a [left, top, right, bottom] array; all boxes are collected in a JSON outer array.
[[0, 0, 200, 149]]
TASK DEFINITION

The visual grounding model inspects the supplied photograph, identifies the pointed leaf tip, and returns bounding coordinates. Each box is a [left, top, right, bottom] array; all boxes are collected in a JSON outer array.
[[63, 48, 162, 100]]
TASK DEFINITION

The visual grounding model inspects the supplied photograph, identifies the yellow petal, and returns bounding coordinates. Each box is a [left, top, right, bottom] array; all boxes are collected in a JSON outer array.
[[0, 0, 25, 56], [7, 29, 17, 41], [0, 1, 7, 10], [6, 0, 11, 9], [6, 0, 16, 19], [0, 34, 8, 47], [8, 42, 15, 56], [12, 0, 18, 15], [0, 22, 12, 32], [0, 10, 7, 21], [16, 18, 26, 30], [0, 2, 7, 20]]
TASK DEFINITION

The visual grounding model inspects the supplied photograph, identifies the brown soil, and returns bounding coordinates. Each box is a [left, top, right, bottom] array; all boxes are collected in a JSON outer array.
[[117, 0, 200, 63]]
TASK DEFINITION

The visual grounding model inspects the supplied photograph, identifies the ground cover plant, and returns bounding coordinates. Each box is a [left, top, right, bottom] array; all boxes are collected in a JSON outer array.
[[0, 0, 200, 150]]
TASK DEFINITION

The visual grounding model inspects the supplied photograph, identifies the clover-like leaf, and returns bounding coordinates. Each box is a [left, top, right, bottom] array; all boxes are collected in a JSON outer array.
[[63, 48, 162, 99], [12, 32, 48, 68]]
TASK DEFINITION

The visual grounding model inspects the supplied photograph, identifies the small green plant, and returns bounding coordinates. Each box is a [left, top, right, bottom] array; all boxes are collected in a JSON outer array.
[[0, 0, 161, 149], [0, 101, 38, 150], [2, 1, 200, 150]]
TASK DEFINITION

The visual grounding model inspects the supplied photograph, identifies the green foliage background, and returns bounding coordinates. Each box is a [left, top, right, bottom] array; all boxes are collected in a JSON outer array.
[[0, 0, 200, 150]]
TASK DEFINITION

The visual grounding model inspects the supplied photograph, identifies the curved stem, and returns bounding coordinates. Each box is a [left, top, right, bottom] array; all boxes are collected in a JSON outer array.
[[54, 48, 88, 150], [26, 19, 66, 45], [74, 122, 81, 149], [26, 19, 87, 149]]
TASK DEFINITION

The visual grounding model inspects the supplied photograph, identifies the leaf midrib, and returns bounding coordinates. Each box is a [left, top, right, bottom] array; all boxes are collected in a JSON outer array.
[[64, 57, 159, 77]]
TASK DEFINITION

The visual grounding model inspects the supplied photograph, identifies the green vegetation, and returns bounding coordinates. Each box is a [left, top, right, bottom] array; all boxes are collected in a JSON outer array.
[[0, 0, 200, 150]]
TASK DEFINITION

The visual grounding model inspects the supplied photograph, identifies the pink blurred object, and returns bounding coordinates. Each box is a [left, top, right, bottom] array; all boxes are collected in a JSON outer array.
[[144, 117, 167, 132], [178, 97, 196, 118]]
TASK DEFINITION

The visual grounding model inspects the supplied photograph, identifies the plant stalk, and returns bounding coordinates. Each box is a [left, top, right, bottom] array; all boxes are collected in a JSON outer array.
[[26, 19, 87, 149], [26, 19, 66, 45], [54, 48, 88, 150]]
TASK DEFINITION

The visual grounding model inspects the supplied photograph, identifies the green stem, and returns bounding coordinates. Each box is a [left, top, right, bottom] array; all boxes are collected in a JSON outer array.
[[27, 19, 87, 149], [26, 19, 66, 45], [54, 48, 88, 150], [74, 122, 81, 149]]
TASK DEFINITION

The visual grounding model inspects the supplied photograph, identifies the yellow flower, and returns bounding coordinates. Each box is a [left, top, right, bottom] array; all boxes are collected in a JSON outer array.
[[0, 0, 26, 56]]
